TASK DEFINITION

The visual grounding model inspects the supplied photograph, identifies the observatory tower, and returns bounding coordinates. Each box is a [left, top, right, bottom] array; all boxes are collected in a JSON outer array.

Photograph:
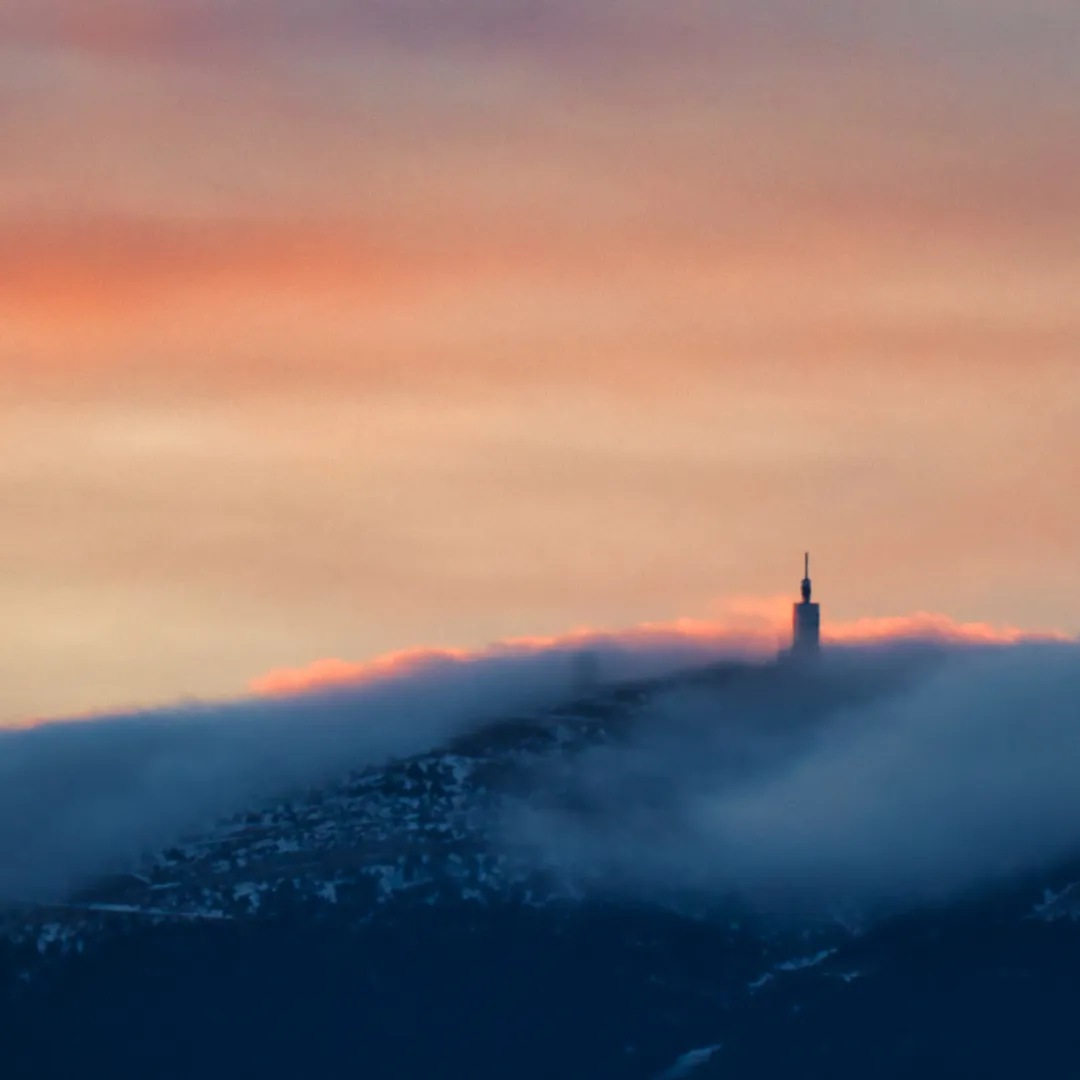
[[792, 552, 821, 656]]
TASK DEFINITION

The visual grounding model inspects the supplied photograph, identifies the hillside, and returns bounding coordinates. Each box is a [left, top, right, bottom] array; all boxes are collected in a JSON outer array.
[[4, 653, 1080, 1079]]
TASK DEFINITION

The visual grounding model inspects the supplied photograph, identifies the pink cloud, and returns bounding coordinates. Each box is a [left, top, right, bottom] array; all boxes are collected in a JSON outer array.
[[824, 612, 1072, 645], [250, 601, 1071, 697]]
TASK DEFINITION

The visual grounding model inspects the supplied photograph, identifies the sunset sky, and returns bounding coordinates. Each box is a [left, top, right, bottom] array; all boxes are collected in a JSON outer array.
[[2, 1, 1078, 721]]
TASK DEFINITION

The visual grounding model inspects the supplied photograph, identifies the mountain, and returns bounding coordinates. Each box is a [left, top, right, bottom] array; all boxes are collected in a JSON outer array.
[[3, 656, 1080, 1079]]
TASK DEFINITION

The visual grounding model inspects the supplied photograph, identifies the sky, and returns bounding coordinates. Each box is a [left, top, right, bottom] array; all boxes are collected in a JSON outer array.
[[2, 1, 1078, 721]]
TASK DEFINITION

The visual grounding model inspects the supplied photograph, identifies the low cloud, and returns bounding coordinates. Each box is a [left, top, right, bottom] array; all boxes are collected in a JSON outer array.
[[825, 611, 1071, 646], [249, 620, 778, 697], [0, 615, 1074, 912], [0, 629, 749, 903], [506, 639, 1080, 914], [250, 606, 1065, 696]]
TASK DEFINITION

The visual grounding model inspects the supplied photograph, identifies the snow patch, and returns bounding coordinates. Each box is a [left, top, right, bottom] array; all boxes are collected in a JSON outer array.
[[232, 882, 266, 912], [1033, 882, 1080, 920], [36, 923, 69, 955], [775, 948, 837, 973], [749, 947, 838, 992], [654, 1044, 722, 1079]]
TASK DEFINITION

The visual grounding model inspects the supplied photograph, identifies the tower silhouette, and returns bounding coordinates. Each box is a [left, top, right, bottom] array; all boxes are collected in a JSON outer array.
[[792, 552, 821, 655]]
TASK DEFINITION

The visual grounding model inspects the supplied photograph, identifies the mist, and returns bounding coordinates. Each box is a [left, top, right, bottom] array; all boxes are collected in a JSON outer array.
[[2, 629, 1078, 913], [505, 641, 1080, 913], [0, 630, 754, 904]]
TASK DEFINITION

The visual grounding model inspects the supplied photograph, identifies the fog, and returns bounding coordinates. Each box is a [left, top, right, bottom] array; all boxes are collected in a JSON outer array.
[[506, 641, 1080, 913], [2, 632, 1078, 912], [0, 630, 755, 903]]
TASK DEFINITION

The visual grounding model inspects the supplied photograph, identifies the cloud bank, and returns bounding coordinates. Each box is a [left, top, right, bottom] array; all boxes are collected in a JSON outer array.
[[506, 639, 1080, 914], [251, 605, 1066, 695], [0, 614, 1075, 911], [0, 627, 752, 903]]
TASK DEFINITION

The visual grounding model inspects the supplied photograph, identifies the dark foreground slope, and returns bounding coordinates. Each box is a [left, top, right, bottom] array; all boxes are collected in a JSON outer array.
[[4, 652, 1080, 1079], [5, 888, 1080, 1080]]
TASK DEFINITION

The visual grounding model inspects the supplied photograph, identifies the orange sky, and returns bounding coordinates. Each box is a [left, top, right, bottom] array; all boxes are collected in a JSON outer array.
[[1, 1, 1078, 721]]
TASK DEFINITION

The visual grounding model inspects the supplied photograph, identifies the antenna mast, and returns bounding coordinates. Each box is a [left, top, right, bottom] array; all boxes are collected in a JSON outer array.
[[792, 552, 821, 656]]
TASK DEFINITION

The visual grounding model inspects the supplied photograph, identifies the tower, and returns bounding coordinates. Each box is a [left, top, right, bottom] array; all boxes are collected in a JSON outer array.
[[792, 552, 821, 655]]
